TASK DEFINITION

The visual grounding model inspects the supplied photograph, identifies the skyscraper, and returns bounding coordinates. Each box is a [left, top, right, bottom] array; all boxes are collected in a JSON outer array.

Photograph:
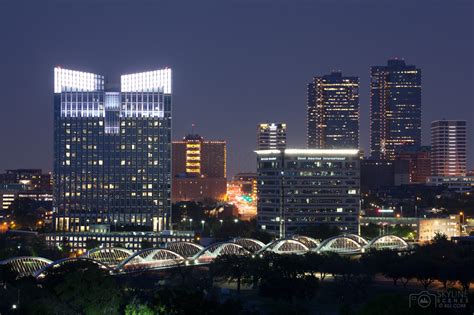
[[370, 59, 422, 160], [307, 71, 359, 149], [172, 134, 227, 202], [257, 123, 287, 150], [431, 120, 467, 176], [256, 149, 360, 237], [53, 67, 172, 232]]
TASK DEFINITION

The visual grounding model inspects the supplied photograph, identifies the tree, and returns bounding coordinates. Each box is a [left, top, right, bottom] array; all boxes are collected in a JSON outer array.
[[8, 198, 46, 230], [125, 301, 155, 315], [432, 232, 448, 244], [0, 264, 18, 289], [360, 223, 380, 239], [212, 254, 251, 294], [42, 260, 123, 314]]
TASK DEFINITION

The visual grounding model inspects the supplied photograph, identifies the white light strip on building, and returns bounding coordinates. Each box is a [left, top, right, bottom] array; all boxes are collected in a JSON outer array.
[[255, 149, 359, 155], [54, 67, 104, 93], [285, 149, 359, 155], [121, 68, 172, 94], [254, 150, 282, 155]]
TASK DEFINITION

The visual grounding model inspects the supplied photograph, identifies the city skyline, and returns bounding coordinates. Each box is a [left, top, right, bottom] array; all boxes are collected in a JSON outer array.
[[0, 0, 473, 177]]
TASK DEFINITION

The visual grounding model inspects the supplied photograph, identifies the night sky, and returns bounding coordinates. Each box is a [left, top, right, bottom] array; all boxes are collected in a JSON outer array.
[[0, 0, 472, 177]]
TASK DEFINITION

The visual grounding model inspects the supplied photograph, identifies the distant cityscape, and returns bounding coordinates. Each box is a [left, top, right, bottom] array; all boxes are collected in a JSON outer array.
[[0, 59, 471, 247]]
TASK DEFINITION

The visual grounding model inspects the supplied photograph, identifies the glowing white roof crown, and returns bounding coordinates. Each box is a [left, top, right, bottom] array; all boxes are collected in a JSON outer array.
[[121, 68, 172, 94], [54, 67, 104, 93]]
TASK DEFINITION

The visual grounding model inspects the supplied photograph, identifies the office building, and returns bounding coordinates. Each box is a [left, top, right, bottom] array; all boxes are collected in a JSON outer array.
[[395, 146, 431, 184], [256, 149, 360, 237], [426, 176, 474, 193], [307, 72, 359, 149], [360, 159, 409, 192], [257, 123, 287, 150], [0, 169, 52, 192], [370, 59, 422, 160], [418, 215, 461, 242], [53, 67, 172, 232], [431, 120, 467, 177], [172, 134, 226, 202]]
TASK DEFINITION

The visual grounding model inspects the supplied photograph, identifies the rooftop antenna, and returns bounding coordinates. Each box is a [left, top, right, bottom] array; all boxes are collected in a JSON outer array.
[[191, 123, 196, 135]]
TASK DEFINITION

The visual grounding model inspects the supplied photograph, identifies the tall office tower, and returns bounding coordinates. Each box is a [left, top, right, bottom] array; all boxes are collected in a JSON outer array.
[[257, 123, 287, 150], [307, 72, 359, 149], [256, 149, 360, 237], [431, 120, 467, 176], [370, 59, 422, 160], [53, 67, 172, 232], [172, 134, 227, 202]]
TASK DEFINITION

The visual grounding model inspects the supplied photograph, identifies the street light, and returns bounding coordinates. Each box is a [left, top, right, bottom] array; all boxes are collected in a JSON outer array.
[[201, 220, 205, 231], [114, 219, 117, 232], [234, 218, 238, 223], [189, 218, 193, 229], [219, 219, 223, 226]]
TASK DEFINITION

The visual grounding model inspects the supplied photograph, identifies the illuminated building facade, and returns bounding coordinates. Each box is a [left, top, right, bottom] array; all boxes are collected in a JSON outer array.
[[431, 120, 467, 177], [257, 123, 287, 150], [395, 146, 431, 184], [418, 215, 461, 242], [370, 59, 422, 160], [53, 67, 172, 232], [307, 72, 359, 149], [0, 169, 52, 192], [256, 149, 360, 237], [172, 134, 226, 202]]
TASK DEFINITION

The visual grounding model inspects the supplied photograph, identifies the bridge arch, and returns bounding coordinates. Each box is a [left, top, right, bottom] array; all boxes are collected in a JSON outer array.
[[165, 241, 204, 258], [316, 235, 363, 254], [343, 234, 368, 246], [232, 238, 266, 253], [291, 235, 320, 249], [34, 257, 111, 278], [84, 247, 134, 267], [367, 234, 409, 250], [116, 248, 185, 272], [0, 256, 52, 278], [258, 238, 309, 254], [192, 242, 250, 264]]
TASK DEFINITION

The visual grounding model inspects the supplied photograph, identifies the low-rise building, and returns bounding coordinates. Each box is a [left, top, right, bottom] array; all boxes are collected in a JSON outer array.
[[418, 215, 461, 242], [426, 176, 474, 193]]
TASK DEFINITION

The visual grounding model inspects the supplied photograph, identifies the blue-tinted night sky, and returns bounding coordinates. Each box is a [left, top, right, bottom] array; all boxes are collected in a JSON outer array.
[[0, 0, 472, 176]]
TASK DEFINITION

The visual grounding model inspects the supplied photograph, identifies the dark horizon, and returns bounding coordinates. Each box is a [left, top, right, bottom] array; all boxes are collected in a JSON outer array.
[[0, 0, 472, 177]]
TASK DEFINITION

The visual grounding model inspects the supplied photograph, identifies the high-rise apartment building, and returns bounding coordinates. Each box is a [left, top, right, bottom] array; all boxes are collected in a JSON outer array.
[[256, 149, 360, 237], [307, 72, 359, 149], [431, 120, 467, 176], [370, 59, 422, 160], [257, 123, 287, 150], [172, 134, 226, 202], [53, 67, 172, 232]]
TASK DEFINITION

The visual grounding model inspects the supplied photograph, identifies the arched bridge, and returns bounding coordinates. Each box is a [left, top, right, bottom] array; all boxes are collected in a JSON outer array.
[[0, 234, 410, 278]]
